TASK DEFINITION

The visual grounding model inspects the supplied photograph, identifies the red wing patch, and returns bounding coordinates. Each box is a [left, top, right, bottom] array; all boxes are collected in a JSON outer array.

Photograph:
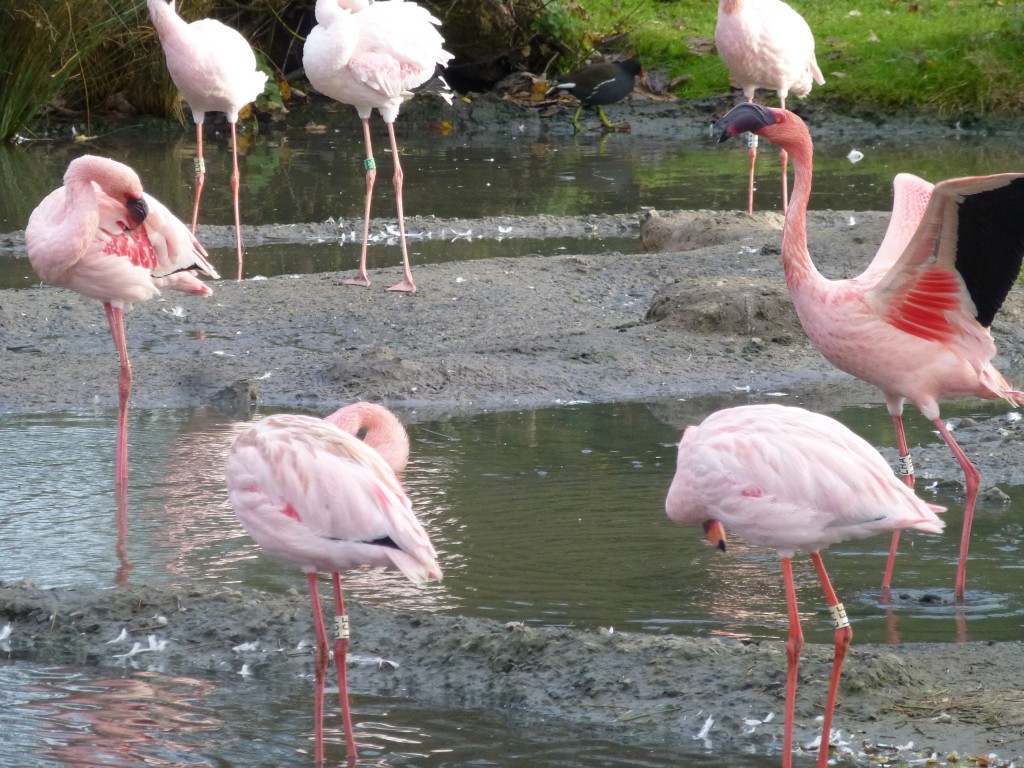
[[281, 503, 302, 522], [885, 268, 961, 343], [101, 226, 158, 270]]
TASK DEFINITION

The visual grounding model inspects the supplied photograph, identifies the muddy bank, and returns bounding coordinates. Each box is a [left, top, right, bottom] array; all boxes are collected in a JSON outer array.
[[4, 176, 1024, 763], [2, 579, 1023, 766]]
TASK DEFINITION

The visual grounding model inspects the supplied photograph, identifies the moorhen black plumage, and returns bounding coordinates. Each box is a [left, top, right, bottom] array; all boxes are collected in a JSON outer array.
[[548, 58, 644, 131]]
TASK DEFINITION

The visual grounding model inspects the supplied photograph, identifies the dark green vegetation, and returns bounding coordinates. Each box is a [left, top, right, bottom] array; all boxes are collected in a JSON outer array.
[[2, 0, 1023, 142]]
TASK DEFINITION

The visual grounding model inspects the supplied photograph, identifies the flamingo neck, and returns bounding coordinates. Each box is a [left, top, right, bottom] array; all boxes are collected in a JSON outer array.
[[779, 138, 824, 292], [720, 0, 743, 14]]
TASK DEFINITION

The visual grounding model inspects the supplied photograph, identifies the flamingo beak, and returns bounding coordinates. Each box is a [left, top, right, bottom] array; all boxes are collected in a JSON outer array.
[[703, 520, 727, 551], [712, 102, 778, 144], [125, 195, 148, 229]]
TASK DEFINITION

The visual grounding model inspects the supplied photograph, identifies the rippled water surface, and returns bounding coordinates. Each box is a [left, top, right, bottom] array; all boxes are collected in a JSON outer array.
[[1, 395, 1022, 766]]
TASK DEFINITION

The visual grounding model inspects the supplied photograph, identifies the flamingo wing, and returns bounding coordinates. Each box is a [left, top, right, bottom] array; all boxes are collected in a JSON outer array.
[[140, 193, 219, 280], [227, 415, 440, 583], [858, 172, 934, 287], [666, 405, 944, 557], [864, 173, 1024, 370]]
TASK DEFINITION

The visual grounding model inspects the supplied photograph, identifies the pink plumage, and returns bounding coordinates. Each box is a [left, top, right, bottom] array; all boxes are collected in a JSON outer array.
[[225, 402, 441, 765], [714, 103, 1024, 599], [148, 0, 268, 281], [303, 0, 454, 293], [715, 0, 824, 214], [667, 403, 943, 768], [25, 155, 218, 487]]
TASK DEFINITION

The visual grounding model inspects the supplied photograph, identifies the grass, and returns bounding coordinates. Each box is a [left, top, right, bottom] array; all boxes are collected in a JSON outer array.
[[568, 0, 1024, 118]]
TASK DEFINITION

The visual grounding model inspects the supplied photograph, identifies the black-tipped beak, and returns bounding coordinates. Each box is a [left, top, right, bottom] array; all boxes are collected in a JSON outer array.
[[712, 102, 779, 144], [703, 520, 727, 552], [125, 195, 148, 229]]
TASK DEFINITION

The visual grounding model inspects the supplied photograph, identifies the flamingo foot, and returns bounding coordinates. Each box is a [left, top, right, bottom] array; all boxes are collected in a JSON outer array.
[[341, 274, 372, 288], [386, 277, 417, 293]]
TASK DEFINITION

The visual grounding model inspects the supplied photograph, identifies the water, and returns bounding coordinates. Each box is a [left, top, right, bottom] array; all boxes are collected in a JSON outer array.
[[2, 396, 1023, 765], [5, 123, 1024, 282], [5, 118, 1024, 765], [0, 661, 772, 768]]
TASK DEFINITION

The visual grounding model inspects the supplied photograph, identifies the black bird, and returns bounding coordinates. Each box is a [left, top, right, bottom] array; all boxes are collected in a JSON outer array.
[[548, 58, 644, 131]]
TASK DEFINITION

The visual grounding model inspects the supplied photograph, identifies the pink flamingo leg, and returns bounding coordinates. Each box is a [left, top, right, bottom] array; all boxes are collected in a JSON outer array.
[[331, 573, 358, 767], [385, 122, 416, 293], [933, 418, 980, 600], [230, 121, 244, 281], [114, 481, 133, 586], [810, 552, 852, 768], [191, 122, 206, 236], [780, 556, 802, 768], [306, 573, 329, 766], [103, 302, 131, 489], [343, 118, 376, 288], [882, 413, 916, 591]]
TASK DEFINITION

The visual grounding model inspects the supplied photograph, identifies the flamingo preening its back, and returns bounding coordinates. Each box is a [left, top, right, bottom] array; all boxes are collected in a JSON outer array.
[[226, 402, 441, 766], [25, 154, 219, 489], [714, 102, 1024, 599]]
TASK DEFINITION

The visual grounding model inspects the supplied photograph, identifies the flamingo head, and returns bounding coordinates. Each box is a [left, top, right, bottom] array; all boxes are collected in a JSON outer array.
[[125, 195, 149, 229], [703, 520, 727, 552], [713, 102, 793, 144]]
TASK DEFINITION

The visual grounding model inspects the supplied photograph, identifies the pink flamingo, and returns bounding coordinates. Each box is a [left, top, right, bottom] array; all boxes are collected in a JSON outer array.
[[25, 155, 219, 490], [148, 0, 268, 282], [666, 404, 944, 768], [714, 102, 1024, 599], [225, 402, 441, 766], [303, 0, 454, 293], [715, 0, 824, 214]]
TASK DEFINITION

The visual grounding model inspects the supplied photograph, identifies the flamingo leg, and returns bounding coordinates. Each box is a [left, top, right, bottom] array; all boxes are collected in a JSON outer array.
[[882, 413, 916, 591], [103, 302, 131, 490], [307, 573, 329, 766], [780, 556, 801, 768], [230, 121, 244, 281], [331, 573, 358, 767], [933, 417, 980, 600], [191, 121, 206, 236], [745, 132, 758, 216], [385, 121, 416, 293], [810, 552, 852, 768], [343, 118, 376, 288], [114, 482, 133, 586]]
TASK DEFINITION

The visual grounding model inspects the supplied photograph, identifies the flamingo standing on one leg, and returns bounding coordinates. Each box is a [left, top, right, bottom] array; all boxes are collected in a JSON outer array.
[[225, 402, 442, 766], [148, 0, 268, 282], [303, 0, 454, 293], [715, 0, 824, 214], [714, 102, 1024, 599], [666, 404, 944, 768], [25, 155, 219, 489]]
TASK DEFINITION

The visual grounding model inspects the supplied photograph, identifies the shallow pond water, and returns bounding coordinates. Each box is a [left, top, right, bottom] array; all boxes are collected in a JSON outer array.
[[2, 396, 1021, 647], [2, 395, 1022, 767], [4, 122, 1024, 282], [0, 661, 780, 768]]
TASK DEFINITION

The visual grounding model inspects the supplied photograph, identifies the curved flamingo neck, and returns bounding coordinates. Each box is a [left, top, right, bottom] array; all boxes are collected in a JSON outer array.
[[777, 126, 825, 294], [325, 403, 410, 473]]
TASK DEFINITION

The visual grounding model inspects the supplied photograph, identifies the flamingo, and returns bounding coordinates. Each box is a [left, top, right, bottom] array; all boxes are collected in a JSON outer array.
[[25, 155, 219, 490], [715, 0, 824, 214], [714, 102, 1024, 599], [547, 59, 644, 132], [148, 0, 268, 282], [666, 404, 944, 768], [303, 0, 454, 293], [225, 402, 442, 766]]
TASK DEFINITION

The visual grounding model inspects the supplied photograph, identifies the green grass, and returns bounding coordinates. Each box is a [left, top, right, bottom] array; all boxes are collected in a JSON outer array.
[[571, 0, 1024, 117]]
